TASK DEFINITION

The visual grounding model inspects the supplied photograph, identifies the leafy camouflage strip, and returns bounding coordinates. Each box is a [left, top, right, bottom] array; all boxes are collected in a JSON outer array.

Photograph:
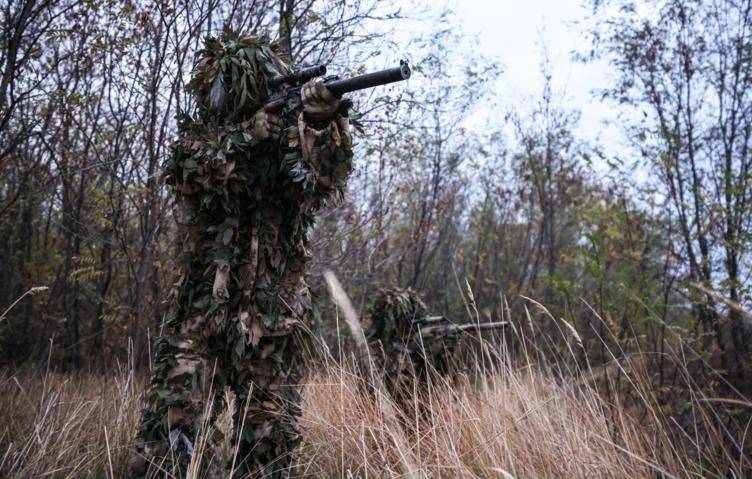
[[133, 31, 353, 478]]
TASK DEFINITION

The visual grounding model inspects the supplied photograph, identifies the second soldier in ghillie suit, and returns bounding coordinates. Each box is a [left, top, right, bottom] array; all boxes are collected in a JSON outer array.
[[132, 31, 353, 478], [366, 287, 506, 400], [365, 287, 440, 396]]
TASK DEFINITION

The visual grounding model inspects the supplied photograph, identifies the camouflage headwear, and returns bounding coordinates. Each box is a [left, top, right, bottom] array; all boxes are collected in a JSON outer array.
[[188, 33, 291, 120], [366, 287, 427, 344], [133, 30, 353, 478]]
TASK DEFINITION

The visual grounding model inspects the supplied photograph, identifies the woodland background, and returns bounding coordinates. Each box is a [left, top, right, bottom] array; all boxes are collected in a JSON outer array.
[[1, 0, 752, 464]]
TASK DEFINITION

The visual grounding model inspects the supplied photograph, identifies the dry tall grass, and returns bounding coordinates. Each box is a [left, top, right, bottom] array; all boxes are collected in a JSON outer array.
[[0, 284, 747, 477], [0, 347, 744, 478], [293, 346, 750, 479], [295, 358, 661, 478], [0, 364, 141, 478]]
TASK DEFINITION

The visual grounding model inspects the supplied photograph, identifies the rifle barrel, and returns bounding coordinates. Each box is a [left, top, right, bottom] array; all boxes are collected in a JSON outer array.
[[325, 63, 411, 97], [414, 315, 446, 324], [418, 321, 508, 337]]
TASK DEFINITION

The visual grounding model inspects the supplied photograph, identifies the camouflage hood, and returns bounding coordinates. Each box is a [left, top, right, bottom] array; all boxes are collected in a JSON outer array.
[[187, 31, 292, 122], [366, 287, 428, 345]]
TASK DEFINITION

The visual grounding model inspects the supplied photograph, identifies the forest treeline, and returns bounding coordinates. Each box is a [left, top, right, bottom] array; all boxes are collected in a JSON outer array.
[[0, 0, 751, 409]]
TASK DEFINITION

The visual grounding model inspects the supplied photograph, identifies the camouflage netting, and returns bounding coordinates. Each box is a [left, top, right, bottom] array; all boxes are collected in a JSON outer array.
[[133, 31, 353, 478]]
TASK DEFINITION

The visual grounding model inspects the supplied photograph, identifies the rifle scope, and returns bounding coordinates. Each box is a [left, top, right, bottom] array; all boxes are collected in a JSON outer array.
[[269, 65, 327, 88]]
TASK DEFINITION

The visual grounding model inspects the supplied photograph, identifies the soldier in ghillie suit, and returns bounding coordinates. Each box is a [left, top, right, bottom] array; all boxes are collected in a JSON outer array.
[[366, 287, 506, 397], [366, 287, 439, 395], [131, 31, 353, 478]]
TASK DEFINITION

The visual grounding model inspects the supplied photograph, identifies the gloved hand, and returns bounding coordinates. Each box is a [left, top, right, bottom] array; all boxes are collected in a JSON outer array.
[[301, 80, 340, 124], [250, 98, 284, 141]]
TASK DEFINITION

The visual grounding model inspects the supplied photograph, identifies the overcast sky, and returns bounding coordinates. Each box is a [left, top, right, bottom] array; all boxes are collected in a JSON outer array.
[[413, 0, 628, 161]]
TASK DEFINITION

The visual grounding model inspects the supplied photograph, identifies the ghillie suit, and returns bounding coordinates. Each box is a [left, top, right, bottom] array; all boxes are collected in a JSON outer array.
[[365, 287, 435, 395], [366, 287, 506, 398], [132, 32, 353, 478]]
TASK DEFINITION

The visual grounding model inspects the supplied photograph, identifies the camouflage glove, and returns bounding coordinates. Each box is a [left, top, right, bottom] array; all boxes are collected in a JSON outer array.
[[301, 79, 340, 125], [250, 98, 284, 141]]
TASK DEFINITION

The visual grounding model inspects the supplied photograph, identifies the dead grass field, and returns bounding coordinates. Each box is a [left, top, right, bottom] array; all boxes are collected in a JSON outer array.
[[0, 282, 747, 478], [0, 347, 745, 478]]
